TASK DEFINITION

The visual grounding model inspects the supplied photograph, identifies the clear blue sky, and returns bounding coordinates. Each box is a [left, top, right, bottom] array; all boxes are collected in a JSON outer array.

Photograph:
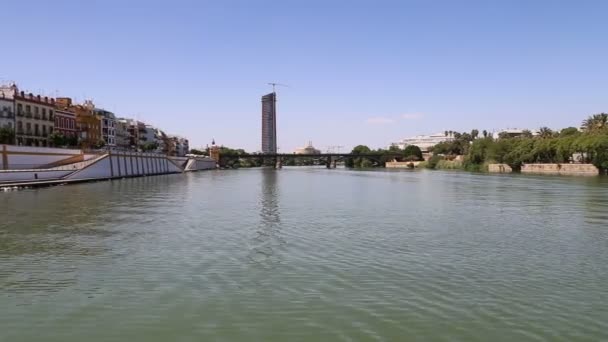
[[2, 0, 607, 152]]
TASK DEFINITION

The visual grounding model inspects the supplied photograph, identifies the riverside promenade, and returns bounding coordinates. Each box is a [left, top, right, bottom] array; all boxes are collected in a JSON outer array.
[[0, 145, 216, 188]]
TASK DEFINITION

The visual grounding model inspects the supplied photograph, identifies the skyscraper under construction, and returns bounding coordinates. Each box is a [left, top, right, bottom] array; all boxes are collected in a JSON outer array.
[[261, 92, 277, 154]]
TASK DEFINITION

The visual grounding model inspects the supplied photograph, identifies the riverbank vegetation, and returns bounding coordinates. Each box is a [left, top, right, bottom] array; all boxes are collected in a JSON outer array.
[[424, 113, 608, 173], [345, 144, 423, 168]]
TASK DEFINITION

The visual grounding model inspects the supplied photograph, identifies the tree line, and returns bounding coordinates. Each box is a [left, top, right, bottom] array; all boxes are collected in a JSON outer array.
[[426, 113, 608, 172]]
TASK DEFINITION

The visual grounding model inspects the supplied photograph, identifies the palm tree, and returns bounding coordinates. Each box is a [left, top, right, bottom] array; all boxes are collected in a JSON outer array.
[[482, 130, 488, 138], [444, 130, 448, 137], [582, 113, 608, 132], [538, 127, 554, 139], [471, 129, 479, 139]]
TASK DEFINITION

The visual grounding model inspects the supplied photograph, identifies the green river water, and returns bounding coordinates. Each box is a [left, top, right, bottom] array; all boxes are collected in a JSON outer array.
[[1, 168, 607, 341]]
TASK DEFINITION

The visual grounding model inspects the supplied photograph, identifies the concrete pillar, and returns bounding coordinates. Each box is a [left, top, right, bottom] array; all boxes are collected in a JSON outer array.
[[116, 152, 122, 177], [108, 151, 114, 178], [2, 145, 8, 170], [135, 153, 140, 175]]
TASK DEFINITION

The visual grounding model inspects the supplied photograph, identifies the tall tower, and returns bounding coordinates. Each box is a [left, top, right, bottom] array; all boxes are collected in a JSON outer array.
[[261, 92, 277, 154]]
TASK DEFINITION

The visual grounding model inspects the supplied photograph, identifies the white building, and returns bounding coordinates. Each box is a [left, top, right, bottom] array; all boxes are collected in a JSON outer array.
[[492, 128, 539, 140], [294, 141, 321, 154], [391, 133, 455, 152], [115, 118, 131, 150], [0, 85, 15, 131], [140, 124, 166, 153], [170, 135, 189, 157]]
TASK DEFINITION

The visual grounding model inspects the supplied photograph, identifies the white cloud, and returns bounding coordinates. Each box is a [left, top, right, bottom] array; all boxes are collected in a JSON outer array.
[[401, 113, 423, 120], [366, 117, 395, 124]]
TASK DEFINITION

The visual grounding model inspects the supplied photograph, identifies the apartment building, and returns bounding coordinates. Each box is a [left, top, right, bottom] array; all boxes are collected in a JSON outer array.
[[13, 88, 55, 147]]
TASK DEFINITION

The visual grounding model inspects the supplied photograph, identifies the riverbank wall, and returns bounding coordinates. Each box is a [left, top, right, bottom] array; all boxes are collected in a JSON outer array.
[[386, 161, 421, 168], [488, 164, 513, 173], [521, 163, 599, 176], [0, 145, 216, 187]]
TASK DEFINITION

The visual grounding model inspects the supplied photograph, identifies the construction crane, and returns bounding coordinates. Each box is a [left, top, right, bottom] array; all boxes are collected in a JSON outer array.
[[268, 82, 289, 93]]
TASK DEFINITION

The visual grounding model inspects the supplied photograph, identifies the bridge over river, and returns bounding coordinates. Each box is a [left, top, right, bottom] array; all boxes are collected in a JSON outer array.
[[220, 153, 404, 169]]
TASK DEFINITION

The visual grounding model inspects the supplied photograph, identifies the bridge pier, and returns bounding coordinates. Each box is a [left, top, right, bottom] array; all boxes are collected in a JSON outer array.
[[326, 156, 336, 169], [275, 156, 282, 169]]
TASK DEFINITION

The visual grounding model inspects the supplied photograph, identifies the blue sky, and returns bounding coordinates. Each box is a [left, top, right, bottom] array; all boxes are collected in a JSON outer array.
[[2, 0, 607, 152]]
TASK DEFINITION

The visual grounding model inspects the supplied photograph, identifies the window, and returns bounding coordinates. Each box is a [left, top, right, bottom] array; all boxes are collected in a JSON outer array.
[[49, 127, 53, 134], [42, 108, 46, 115], [26, 123, 31, 132], [35, 107, 39, 114], [49, 110, 53, 121], [43, 125, 47, 135], [35, 124, 39, 135], [25, 105, 31, 113], [17, 104, 22, 114]]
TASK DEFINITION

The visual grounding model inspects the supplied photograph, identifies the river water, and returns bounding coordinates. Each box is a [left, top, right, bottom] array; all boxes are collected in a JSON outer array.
[[1, 168, 608, 341]]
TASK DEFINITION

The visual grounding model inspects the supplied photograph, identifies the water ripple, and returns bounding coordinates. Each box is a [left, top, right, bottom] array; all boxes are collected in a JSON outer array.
[[1, 169, 608, 341]]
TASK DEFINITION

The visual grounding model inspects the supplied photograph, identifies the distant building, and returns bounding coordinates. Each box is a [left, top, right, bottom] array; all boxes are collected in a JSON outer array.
[[261, 92, 277, 154], [96, 108, 116, 148], [115, 118, 132, 150], [209, 139, 220, 162], [294, 141, 321, 155], [391, 133, 455, 152], [135, 121, 148, 149], [139, 124, 167, 153], [12, 86, 56, 147], [169, 135, 189, 157], [56, 98, 101, 149], [0, 85, 15, 133], [492, 128, 539, 139], [54, 107, 77, 140]]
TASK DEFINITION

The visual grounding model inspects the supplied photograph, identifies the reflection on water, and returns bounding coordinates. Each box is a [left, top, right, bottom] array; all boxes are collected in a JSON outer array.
[[1, 169, 608, 341], [248, 170, 285, 268]]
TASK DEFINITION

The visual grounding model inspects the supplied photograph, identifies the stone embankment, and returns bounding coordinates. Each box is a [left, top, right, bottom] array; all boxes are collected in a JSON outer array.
[[0, 145, 216, 187], [489, 163, 599, 176], [385, 161, 421, 169]]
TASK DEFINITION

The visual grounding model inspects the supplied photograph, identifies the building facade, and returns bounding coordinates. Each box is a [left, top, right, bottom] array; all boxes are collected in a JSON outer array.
[[492, 128, 539, 140], [261, 92, 277, 154], [169, 135, 189, 156], [294, 141, 321, 154], [0, 85, 15, 133], [96, 109, 116, 148], [54, 108, 77, 140], [391, 133, 455, 152], [56, 98, 101, 149], [13, 88, 55, 147], [115, 118, 132, 150]]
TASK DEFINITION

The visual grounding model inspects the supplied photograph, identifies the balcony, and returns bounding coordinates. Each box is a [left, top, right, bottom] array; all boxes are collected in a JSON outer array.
[[0, 112, 14, 118]]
